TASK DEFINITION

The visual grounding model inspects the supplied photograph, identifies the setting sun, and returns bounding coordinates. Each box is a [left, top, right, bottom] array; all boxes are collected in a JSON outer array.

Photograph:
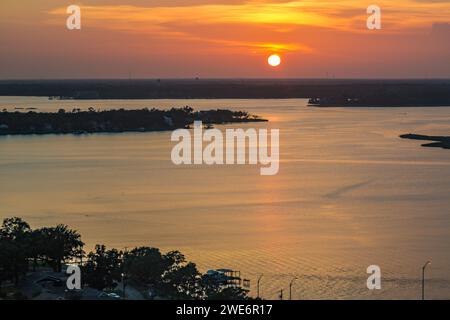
[[268, 54, 281, 67]]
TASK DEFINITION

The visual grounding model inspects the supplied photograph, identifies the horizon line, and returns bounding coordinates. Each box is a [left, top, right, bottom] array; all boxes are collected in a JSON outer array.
[[1, 77, 450, 82]]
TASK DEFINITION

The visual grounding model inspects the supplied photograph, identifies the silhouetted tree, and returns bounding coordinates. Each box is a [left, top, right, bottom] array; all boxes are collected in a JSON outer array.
[[123, 247, 168, 286], [160, 260, 202, 299], [0, 217, 32, 284], [83, 245, 123, 290], [28, 229, 47, 272], [36, 225, 84, 272]]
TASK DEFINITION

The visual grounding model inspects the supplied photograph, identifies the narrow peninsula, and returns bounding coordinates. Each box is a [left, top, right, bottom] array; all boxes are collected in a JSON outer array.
[[0, 107, 267, 135], [400, 133, 450, 149]]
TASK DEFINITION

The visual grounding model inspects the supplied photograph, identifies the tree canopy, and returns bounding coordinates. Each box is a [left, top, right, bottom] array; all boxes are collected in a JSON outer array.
[[0, 217, 249, 300]]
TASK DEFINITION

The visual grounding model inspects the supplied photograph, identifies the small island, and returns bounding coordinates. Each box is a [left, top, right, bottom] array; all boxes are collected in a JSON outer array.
[[0, 107, 267, 135], [400, 133, 450, 149]]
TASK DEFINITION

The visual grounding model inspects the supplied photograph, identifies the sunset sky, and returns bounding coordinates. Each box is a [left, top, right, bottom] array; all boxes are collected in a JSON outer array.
[[0, 0, 449, 78]]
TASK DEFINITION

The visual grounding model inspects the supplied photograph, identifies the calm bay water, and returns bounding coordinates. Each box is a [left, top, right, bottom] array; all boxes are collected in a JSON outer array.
[[1, 97, 450, 299]]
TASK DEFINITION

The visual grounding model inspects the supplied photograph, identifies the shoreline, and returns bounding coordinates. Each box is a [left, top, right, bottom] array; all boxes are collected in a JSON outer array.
[[400, 133, 450, 149], [1, 80, 450, 106], [0, 107, 267, 136]]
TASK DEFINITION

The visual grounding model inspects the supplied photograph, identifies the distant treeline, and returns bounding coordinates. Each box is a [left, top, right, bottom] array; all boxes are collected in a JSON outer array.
[[1, 79, 450, 106], [0, 217, 250, 300], [0, 107, 266, 135]]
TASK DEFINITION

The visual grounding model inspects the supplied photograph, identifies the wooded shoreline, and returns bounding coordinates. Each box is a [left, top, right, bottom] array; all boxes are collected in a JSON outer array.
[[1, 79, 450, 106], [0, 107, 267, 136]]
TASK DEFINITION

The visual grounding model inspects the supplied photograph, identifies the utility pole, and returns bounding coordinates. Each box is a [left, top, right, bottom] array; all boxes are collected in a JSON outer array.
[[257, 274, 263, 299], [279, 289, 283, 300], [422, 261, 431, 300], [289, 277, 297, 300], [121, 272, 127, 300]]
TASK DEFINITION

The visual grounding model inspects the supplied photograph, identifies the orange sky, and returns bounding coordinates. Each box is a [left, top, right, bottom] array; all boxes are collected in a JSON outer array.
[[0, 0, 449, 78]]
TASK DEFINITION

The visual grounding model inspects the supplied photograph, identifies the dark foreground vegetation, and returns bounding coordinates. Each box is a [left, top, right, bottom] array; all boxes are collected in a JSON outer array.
[[0, 217, 249, 300], [1, 79, 450, 106], [0, 107, 266, 135], [400, 133, 450, 149]]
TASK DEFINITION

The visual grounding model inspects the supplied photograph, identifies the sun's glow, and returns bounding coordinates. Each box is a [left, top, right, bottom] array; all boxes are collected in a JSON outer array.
[[268, 54, 281, 67]]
